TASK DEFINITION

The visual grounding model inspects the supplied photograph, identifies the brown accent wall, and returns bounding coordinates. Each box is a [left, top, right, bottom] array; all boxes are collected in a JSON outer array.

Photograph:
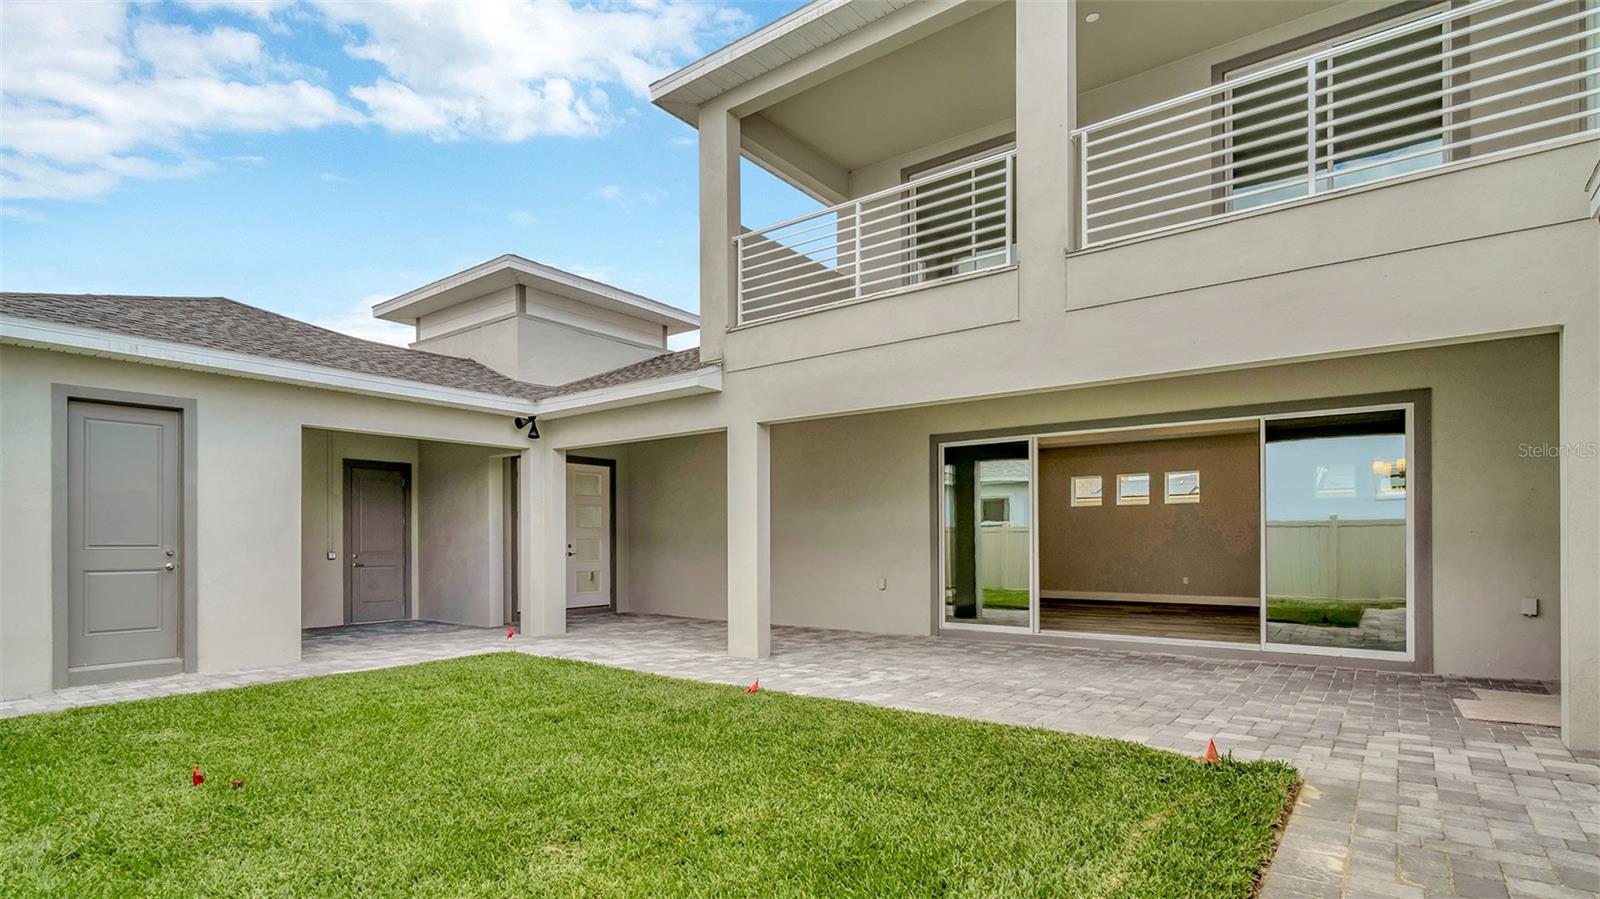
[[1039, 433, 1260, 601]]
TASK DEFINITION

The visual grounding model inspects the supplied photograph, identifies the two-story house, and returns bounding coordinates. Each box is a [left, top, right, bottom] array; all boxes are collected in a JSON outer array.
[[1, 0, 1596, 750], [552, 0, 1599, 748]]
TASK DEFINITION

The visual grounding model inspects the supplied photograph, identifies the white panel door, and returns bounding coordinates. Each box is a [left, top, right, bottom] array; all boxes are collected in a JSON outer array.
[[566, 463, 611, 609]]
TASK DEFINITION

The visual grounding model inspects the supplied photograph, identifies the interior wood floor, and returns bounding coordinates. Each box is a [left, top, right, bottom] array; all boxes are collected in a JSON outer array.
[[1039, 599, 1260, 644]]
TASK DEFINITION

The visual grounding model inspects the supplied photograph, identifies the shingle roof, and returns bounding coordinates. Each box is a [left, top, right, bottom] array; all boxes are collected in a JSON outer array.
[[0, 293, 709, 403], [538, 347, 706, 398]]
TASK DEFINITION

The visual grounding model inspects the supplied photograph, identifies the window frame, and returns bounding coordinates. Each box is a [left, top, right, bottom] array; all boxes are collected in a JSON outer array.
[[1165, 470, 1201, 504], [1212, 2, 1453, 213], [1116, 473, 1151, 506], [1071, 475, 1104, 508]]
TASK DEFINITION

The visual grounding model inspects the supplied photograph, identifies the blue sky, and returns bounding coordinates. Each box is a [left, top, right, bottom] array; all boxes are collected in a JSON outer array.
[[0, 0, 817, 345]]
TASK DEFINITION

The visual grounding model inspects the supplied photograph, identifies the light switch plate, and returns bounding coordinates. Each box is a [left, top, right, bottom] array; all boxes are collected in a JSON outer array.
[[327, 551, 337, 561]]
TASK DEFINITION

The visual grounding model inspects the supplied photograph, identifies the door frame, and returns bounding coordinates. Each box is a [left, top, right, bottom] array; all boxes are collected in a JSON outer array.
[[51, 385, 199, 688], [502, 455, 519, 625], [567, 455, 617, 611], [342, 459, 413, 624]]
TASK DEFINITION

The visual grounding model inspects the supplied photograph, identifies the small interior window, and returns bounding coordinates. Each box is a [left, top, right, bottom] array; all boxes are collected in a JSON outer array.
[[1116, 473, 1150, 506], [1165, 471, 1201, 504], [1071, 475, 1103, 507]]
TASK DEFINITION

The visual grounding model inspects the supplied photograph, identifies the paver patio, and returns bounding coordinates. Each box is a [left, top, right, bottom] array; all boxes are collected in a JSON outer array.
[[3, 613, 1596, 898]]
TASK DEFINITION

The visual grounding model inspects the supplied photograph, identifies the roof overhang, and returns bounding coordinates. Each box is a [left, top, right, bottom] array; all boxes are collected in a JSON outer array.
[[535, 365, 723, 420], [373, 254, 699, 335], [1, 314, 541, 414], [649, 0, 915, 118], [2, 314, 723, 418]]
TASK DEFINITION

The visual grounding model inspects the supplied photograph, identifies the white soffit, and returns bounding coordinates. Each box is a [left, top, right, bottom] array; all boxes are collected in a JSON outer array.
[[649, 0, 916, 120]]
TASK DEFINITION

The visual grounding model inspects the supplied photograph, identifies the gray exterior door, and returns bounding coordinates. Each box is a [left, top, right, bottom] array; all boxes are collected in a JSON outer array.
[[344, 462, 409, 623], [67, 401, 183, 681]]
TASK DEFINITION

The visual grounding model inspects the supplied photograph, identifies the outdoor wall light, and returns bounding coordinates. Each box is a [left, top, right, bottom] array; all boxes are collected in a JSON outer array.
[[513, 415, 540, 440]]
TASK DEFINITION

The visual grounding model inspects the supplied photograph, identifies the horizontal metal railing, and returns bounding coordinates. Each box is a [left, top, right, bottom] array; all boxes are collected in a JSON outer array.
[[1072, 0, 1600, 247], [735, 149, 1016, 326]]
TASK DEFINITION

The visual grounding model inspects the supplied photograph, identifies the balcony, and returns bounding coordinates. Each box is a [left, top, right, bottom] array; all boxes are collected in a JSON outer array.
[[1073, 0, 1600, 248], [734, 149, 1017, 326]]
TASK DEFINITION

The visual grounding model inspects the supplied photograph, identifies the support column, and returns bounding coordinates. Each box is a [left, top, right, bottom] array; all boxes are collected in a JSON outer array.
[[727, 421, 770, 658], [698, 105, 740, 364], [1014, 0, 1077, 318], [1560, 318, 1600, 750], [518, 442, 567, 637]]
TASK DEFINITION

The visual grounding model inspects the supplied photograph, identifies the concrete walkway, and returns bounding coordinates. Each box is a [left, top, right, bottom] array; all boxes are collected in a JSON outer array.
[[3, 614, 1596, 898]]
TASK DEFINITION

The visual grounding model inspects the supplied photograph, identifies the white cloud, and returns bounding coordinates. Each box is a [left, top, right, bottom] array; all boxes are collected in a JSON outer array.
[[305, 295, 413, 346], [131, 22, 265, 77], [317, 0, 749, 141], [507, 208, 537, 226], [177, 0, 297, 21], [0, 1, 358, 200], [318, 171, 351, 183], [591, 183, 665, 207], [0, 0, 748, 203], [0, 205, 48, 223]]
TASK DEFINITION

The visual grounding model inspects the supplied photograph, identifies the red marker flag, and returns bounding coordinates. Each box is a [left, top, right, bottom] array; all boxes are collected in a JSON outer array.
[[192, 766, 205, 786], [744, 679, 760, 694], [1202, 740, 1221, 765], [506, 626, 515, 639]]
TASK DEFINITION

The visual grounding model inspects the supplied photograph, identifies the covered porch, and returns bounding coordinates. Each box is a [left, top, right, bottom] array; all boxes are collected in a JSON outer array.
[[301, 427, 526, 632]]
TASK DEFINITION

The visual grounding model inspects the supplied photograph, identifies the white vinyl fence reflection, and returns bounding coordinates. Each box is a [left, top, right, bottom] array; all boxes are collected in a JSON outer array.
[[1266, 516, 1405, 601]]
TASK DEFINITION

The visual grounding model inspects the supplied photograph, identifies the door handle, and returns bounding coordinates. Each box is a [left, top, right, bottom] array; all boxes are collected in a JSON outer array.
[[163, 562, 176, 571], [352, 561, 365, 568], [566, 544, 575, 557]]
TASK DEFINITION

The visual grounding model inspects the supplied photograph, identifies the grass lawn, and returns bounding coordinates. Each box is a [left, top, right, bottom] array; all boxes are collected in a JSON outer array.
[[982, 587, 1031, 610], [1266, 597, 1406, 628], [0, 654, 1298, 897]]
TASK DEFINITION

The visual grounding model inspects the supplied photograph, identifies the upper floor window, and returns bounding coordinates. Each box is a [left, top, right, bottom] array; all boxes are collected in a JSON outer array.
[[903, 141, 1015, 283], [1225, 5, 1448, 210]]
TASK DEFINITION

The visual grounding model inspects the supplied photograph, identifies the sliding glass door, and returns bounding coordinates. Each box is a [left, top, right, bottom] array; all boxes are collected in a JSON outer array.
[[937, 404, 1414, 661], [941, 440, 1034, 630], [1262, 409, 1411, 656]]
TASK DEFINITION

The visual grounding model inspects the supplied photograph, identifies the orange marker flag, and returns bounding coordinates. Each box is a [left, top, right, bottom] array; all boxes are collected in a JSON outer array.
[[1202, 739, 1221, 765], [745, 679, 760, 694], [192, 766, 205, 786]]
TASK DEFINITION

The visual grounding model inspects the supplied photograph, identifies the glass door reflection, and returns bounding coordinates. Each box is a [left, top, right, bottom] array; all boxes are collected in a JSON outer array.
[[1263, 410, 1409, 655], [943, 440, 1032, 628]]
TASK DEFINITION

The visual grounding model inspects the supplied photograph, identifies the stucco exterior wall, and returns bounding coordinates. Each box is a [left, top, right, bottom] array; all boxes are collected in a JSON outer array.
[[615, 432, 728, 620], [0, 344, 526, 699], [412, 316, 523, 383], [752, 336, 1560, 678], [417, 441, 510, 628]]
